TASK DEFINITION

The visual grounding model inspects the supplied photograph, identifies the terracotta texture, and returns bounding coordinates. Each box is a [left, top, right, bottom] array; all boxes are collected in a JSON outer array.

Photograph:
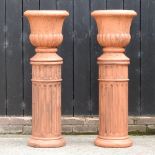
[[24, 10, 69, 148], [91, 10, 137, 148]]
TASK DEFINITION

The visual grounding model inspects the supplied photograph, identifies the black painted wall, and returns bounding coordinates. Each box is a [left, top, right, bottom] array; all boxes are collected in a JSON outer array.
[[0, 0, 153, 116]]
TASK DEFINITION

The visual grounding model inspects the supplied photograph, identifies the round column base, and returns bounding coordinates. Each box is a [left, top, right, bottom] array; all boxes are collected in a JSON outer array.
[[95, 136, 133, 148], [28, 136, 65, 148]]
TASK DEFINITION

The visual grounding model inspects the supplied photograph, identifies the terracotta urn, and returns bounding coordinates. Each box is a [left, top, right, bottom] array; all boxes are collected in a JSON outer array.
[[91, 10, 137, 148], [24, 10, 69, 148]]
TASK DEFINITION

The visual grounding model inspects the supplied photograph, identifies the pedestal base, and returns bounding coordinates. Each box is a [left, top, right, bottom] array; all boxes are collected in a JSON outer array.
[[28, 136, 65, 148], [95, 136, 133, 148]]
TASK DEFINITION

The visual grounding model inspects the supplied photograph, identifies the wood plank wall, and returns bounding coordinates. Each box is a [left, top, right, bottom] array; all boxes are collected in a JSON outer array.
[[0, 0, 153, 116]]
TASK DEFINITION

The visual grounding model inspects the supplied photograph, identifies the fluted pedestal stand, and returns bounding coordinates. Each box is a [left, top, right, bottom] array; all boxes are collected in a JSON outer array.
[[24, 10, 69, 148], [91, 10, 137, 148]]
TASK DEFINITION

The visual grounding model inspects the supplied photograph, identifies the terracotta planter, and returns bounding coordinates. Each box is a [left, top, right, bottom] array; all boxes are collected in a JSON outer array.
[[91, 10, 137, 148], [24, 10, 69, 148]]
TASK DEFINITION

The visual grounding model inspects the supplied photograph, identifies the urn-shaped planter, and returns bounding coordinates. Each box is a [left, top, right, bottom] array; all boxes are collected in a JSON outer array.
[[24, 10, 69, 148], [91, 10, 137, 148]]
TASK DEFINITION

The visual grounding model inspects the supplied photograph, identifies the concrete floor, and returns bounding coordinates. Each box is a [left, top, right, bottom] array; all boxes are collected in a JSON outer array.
[[0, 135, 154, 155]]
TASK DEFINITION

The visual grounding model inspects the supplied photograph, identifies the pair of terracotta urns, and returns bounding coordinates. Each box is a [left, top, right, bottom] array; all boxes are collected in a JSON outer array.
[[24, 9, 137, 148]]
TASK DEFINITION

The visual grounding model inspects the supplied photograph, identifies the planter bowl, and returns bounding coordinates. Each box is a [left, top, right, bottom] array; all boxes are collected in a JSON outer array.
[[24, 10, 69, 48], [91, 10, 137, 49]]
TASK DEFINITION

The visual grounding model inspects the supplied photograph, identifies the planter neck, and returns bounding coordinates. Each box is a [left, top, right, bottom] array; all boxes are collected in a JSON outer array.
[[103, 47, 125, 53], [35, 47, 58, 53]]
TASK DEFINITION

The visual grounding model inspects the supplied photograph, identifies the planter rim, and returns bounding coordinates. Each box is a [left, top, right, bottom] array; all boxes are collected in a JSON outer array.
[[24, 10, 69, 17], [91, 10, 137, 17]]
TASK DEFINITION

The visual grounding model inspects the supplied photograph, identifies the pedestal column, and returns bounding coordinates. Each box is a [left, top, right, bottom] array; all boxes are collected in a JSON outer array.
[[91, 10, 137, 148], [24, 10, 69, 148]]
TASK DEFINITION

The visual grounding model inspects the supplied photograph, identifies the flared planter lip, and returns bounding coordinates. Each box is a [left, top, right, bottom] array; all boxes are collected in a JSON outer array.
[[91, 10, 137, 17], [24, 10, 69, 17]]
